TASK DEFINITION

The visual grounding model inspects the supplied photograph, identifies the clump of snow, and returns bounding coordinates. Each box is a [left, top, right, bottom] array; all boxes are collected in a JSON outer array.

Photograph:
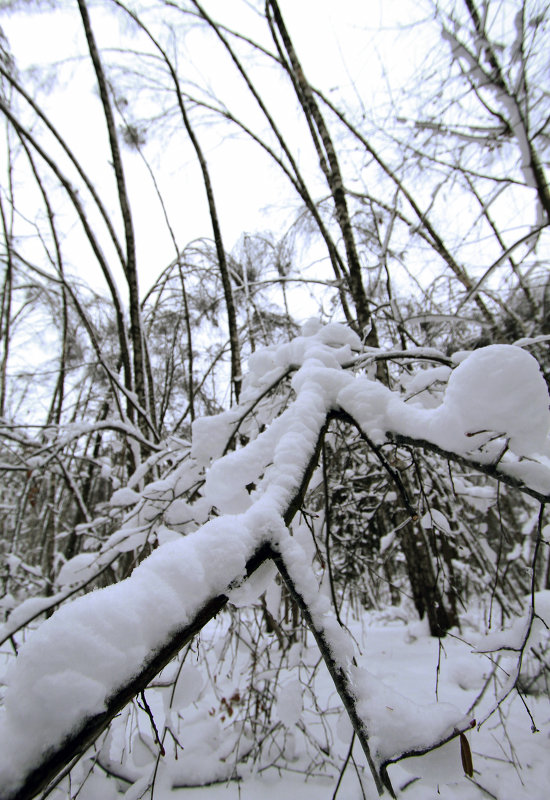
[[141, 479, 173, 499], [57, 553, 99, 587], [318, 322, 362, 350], [403, 365, 452, 400], [154, 525, 181, 547], [191, 408, 240, 467], [352, 665, 465, 765], [337, 376, 392, 445], [109, 487, 141, 507], [104, 525, 150, 555], [246, 348, 280, 383], [499, 457, 550, 495], [301, 317, 322, 336], [228, 560, 277, 608], [399, 735, 467, 784], [164, 498, 193, 527], [421, 509, 453, 535], [442, 345, 550, 456], [383, 345, 550, 458], [451, 476, 497, 511]]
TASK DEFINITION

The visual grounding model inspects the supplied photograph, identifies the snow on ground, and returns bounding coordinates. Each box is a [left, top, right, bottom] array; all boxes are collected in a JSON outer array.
[[161, 611, 549, 800], [5, 605, 544, 800]]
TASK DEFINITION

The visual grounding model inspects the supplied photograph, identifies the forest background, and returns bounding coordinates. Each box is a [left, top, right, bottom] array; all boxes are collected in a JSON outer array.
[[0, 1, 550, 799]]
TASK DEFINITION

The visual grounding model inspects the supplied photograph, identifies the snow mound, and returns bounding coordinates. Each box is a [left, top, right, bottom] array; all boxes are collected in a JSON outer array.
[[384, 345, 550, 458], [442, 345, 550, 456]]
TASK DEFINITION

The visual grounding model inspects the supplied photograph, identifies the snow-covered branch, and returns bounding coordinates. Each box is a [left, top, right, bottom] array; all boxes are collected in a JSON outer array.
[[1, 323, 549, 800]]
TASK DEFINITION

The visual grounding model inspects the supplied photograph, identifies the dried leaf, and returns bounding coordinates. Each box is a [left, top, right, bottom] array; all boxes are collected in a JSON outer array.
[[460, 732, 474, 777]]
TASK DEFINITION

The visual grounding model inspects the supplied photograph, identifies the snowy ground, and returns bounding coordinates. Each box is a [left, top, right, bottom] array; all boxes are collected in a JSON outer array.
[[9, 604, 544, 800], [186, 615, 549, 800]]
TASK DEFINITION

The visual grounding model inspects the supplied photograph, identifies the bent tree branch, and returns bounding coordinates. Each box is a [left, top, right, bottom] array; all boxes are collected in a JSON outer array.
[[2, 376, 548, 800], [0, 413, 327, 800]]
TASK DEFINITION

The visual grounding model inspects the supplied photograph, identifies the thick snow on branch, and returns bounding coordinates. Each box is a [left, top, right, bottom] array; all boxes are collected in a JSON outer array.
[[341, 344, 550, 496], [0, 324, 355, 796], [0, 323, 549, 798]]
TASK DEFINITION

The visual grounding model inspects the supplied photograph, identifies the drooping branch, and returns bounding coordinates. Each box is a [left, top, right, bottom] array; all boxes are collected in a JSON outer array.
[[388, 433, 550, 505], [111, 0, 242, 405], [270, 544, 389, 797]]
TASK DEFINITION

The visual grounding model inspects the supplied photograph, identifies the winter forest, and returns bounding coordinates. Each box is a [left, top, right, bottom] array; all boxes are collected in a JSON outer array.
[[0, 1, 549, 798]]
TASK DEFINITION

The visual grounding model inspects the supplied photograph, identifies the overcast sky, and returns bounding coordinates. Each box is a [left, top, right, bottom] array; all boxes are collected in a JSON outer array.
[[0, 0, 431, 301]]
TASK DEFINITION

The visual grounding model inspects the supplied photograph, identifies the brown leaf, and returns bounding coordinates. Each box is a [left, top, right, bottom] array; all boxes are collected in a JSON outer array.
[[460, 732, 474, 777]]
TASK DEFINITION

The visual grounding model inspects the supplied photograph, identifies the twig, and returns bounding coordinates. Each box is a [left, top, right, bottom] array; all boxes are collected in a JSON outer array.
[[331, 733, 355, 800], [138, 691, 165, 757]]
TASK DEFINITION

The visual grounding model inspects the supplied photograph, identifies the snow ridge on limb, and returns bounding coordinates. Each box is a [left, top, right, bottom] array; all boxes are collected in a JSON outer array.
[[0, 326, 344, 800], [338, 343, 550, 501], [1, 324, 549, 800], [0, 544, 270, 800]]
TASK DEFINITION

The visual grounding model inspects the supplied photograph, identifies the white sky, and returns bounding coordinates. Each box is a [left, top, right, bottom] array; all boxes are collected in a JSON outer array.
[[0, 0, 429, 301], [2, 0, 543, 339]]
